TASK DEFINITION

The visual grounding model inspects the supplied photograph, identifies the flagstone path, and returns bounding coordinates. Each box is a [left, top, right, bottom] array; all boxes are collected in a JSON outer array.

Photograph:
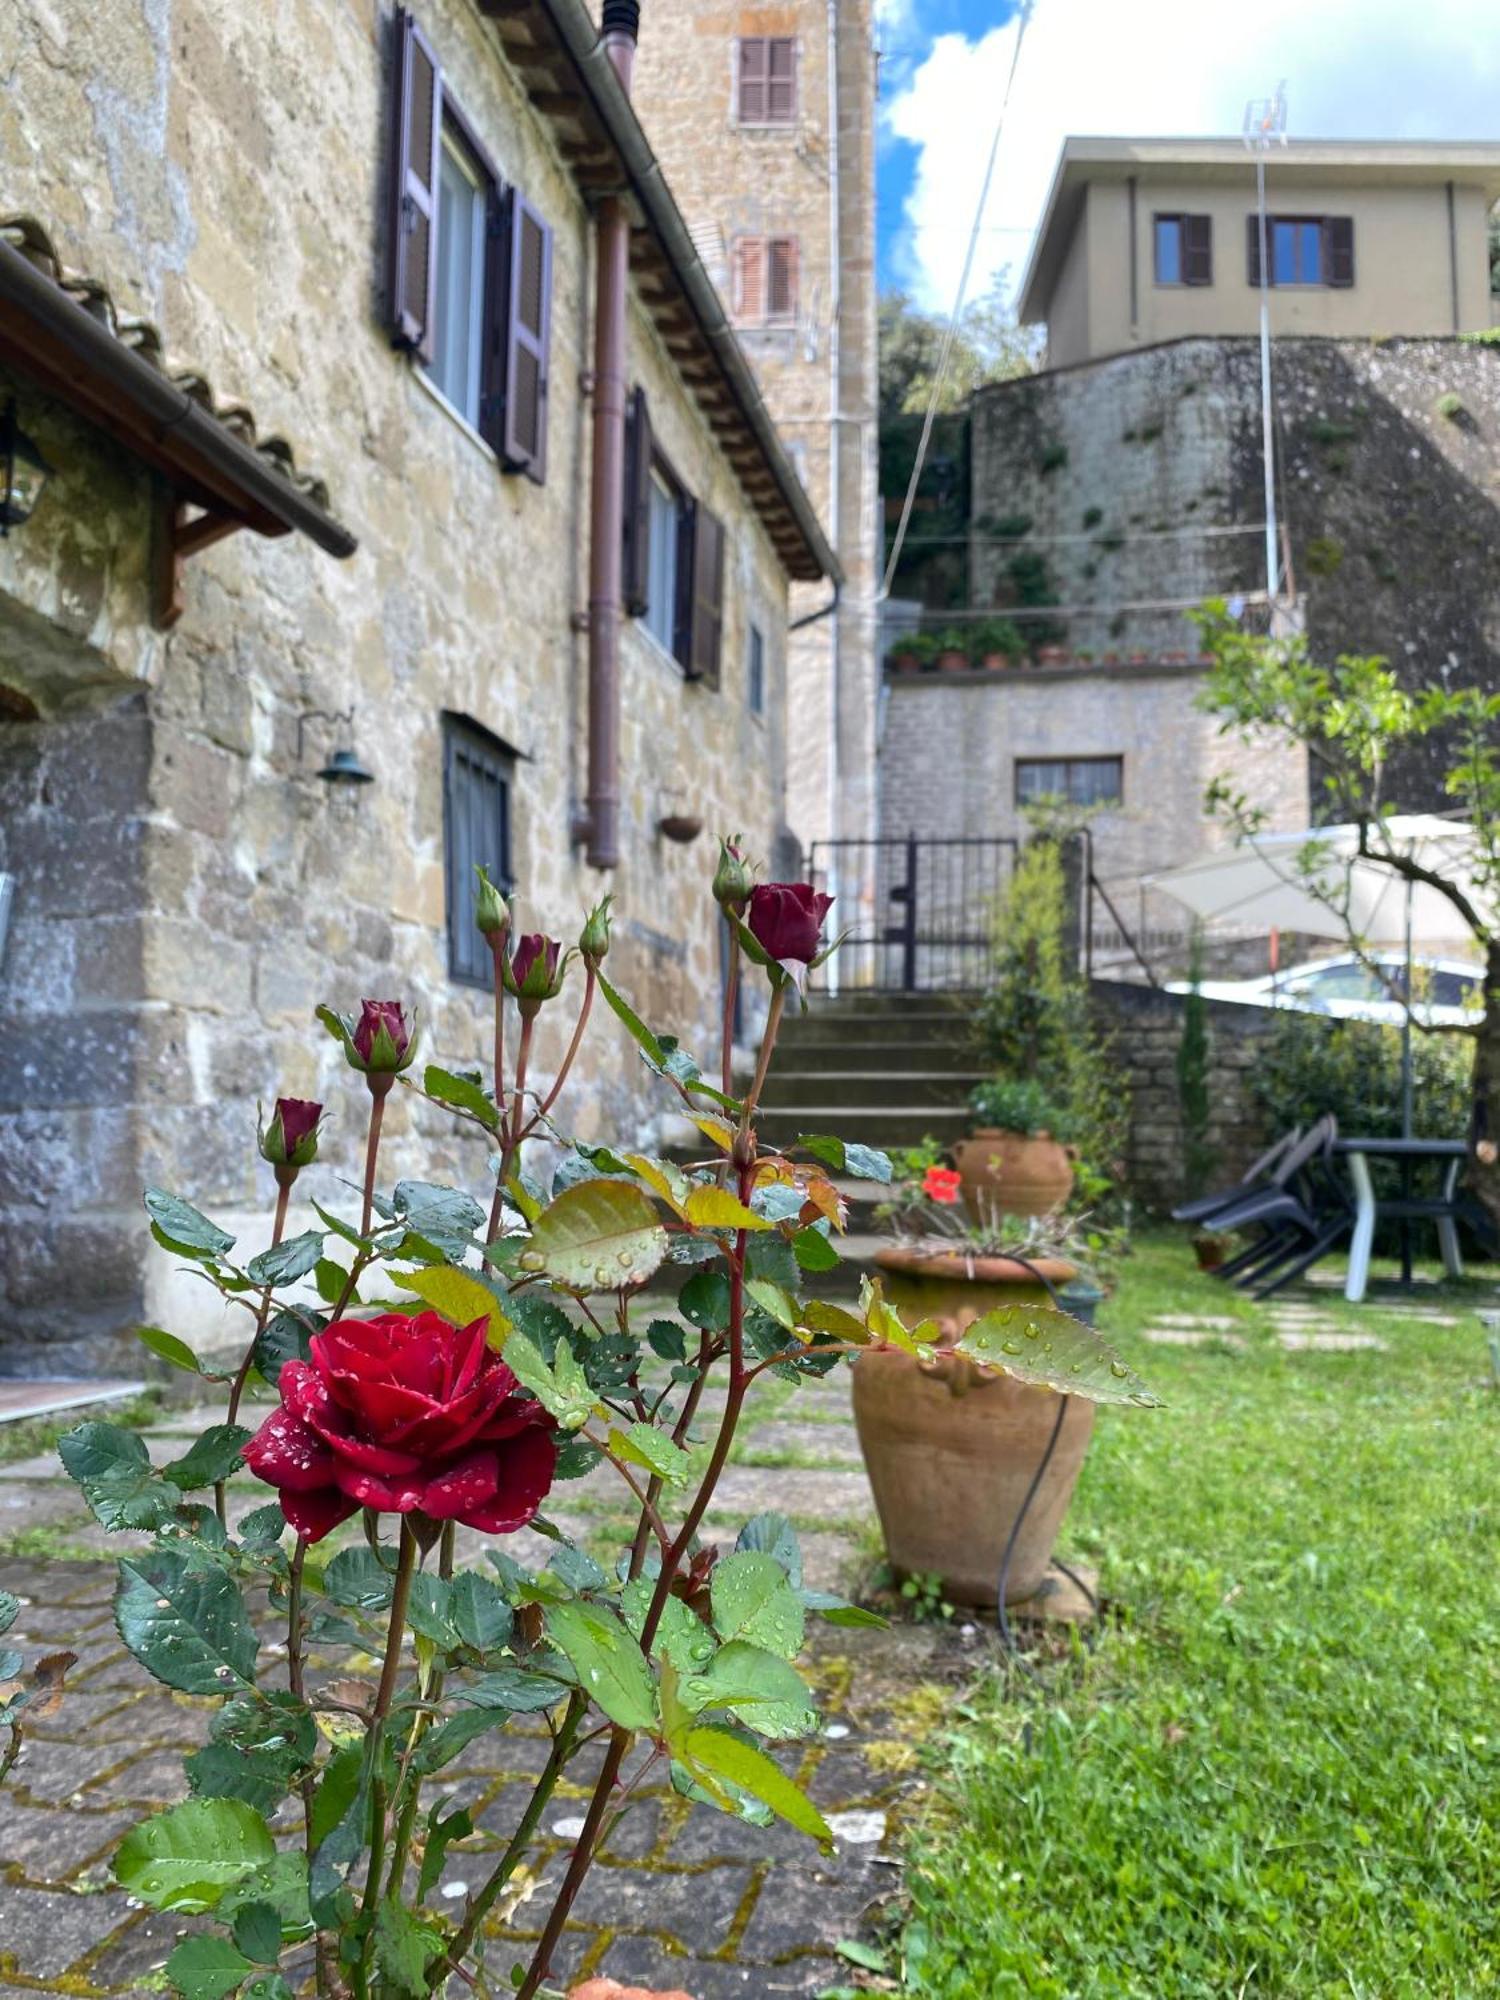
[[0, 1370, 954, 1997]]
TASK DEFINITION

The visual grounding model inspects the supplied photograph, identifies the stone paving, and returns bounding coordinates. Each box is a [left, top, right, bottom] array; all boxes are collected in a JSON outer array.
[[0, 1368, 963, 1997]]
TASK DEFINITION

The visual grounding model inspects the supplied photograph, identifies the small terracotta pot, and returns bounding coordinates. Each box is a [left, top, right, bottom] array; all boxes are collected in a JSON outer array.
[[980, 651, 1013, 671], [935, 647, 970, 672], [854, 1248, 1093, 1605], [887, 652, 919, 675], [1036, 643, 1068, 666], [1192, 1232, 1231, 1271], [951, 1127, 1076, 1222]]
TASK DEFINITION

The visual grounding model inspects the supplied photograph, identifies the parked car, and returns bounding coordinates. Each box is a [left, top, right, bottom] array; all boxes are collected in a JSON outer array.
[[1166, 952, 1483, 1027]]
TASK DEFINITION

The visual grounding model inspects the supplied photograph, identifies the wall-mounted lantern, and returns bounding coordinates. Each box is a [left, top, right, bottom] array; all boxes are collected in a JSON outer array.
[[0, 398, 52, 537], [296, 707, 375, 808]]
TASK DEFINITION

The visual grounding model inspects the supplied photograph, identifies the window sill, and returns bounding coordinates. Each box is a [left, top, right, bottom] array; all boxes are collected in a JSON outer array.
[[630, 618, 689, 680], [413, 364, 499, 464], [734, 120, 798, 133]]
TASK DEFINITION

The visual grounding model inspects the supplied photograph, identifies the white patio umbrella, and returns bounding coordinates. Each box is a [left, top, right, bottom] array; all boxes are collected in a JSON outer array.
[[1144, 815, 1488, 1137]]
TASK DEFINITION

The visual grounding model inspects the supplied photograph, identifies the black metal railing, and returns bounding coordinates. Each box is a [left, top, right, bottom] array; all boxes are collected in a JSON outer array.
[[806, 835, 1018, 992]]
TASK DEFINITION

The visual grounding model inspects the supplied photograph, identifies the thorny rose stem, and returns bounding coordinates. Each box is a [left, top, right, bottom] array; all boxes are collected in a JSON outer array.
[[515, 990, 783, 1998], [216, 1175, 292, 1528]]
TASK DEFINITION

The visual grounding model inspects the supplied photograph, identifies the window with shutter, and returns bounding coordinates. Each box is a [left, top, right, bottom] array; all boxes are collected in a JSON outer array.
[[1154, 215, 1211, 286], [766, 238, 798, 322], [501, 190, 552, 481], [687, 506, 725, 688], [737, 37, 795, 124], [443, 716, 515, 989], [737, 37, 767, 123], [1246, 212, 1263, 287], [622, 386, 653, 618], [747, 623, 766, 716], [1325, 216, 1355, 287], [731, 237, 765, 323], [386, 9, 442, 360], [1248, 214, 1354, 288]]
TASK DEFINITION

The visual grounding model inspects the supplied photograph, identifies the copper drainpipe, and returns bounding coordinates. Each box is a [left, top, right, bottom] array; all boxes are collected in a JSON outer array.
[[576, 0, 638, 869]]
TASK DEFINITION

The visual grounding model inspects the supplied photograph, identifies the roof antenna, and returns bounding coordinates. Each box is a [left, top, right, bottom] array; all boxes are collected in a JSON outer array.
[[1244, 83, 1291, 629]]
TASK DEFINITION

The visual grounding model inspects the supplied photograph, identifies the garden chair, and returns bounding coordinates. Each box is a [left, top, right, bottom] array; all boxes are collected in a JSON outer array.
[[1172, 1127, 1302, 1229]]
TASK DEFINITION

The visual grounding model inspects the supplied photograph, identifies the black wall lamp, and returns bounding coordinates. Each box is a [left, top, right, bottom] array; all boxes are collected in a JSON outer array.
[[296, 707, 375, 802], [0, 397, 52, 536]]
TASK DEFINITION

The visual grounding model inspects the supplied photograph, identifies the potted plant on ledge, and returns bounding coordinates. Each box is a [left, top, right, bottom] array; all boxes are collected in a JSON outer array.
[[953, 1077, 1079, 1222]]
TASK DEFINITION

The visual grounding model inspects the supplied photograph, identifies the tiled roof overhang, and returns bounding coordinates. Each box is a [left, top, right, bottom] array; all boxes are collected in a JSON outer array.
[[0, 217, 357, 560], [480, 0, 839, 586]]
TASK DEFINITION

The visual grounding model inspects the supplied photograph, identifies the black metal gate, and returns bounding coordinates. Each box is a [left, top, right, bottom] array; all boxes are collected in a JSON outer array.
[[805, 835, 1018, 992]]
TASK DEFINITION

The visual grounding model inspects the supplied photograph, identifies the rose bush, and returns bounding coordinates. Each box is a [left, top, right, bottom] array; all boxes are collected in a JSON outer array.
[[14, 857, 1154, 2000]]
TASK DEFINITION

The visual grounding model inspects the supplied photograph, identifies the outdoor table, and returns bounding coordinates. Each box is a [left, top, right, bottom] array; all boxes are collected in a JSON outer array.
[[1335, 1137, 1467, 1303]]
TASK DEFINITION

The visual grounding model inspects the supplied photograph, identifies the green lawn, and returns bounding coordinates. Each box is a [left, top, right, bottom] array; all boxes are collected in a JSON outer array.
[[898, 1232, 1500, 1999]]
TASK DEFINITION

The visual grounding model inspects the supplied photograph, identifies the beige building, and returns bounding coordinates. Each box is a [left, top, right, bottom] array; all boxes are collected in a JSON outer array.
[[0, 0, 833, 1371], [1019, 139, 1500, 370], [629, 0, 880, 867]]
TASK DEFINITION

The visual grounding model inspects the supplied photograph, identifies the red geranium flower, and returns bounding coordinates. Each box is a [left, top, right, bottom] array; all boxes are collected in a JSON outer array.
[[243, 1310, 556, 1543], [922, 1165, 962, 1205]]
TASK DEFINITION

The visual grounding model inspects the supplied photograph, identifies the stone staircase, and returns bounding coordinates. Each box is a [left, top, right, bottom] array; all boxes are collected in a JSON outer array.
[[758, 992, 984, 1155]]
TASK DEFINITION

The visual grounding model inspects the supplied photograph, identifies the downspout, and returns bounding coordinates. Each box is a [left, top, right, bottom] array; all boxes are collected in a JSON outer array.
[[823, 0, 842, 990], [575, 0, 639, 870]]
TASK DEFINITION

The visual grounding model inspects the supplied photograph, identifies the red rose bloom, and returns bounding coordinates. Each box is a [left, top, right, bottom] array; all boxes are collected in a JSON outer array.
[[747, 882, 834, 965], [352, 999, 412, 1069], [243, 1311, 556, 1543]]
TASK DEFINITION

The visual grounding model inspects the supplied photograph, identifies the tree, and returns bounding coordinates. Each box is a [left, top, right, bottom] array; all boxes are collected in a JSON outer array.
[[1194, 601, 1500, 1231], [878, 270, 1037, 430]]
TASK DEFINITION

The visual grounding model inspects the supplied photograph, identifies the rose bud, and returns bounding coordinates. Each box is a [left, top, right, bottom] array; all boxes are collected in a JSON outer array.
[[746, 882, 834, 965], [259, 1096, 323, 1177], [352, 999, 417, 1074], [579, 894, 612, 969], [242, 1309, 557, 1543], [503, 934, 568, 1016], [712, 835, 755, 915], [474, 864, 511, 943]]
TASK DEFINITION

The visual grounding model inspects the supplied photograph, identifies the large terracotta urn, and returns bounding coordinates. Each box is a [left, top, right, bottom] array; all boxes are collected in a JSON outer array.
[[852, 1247, 1095, 1606], [951, 1127, 1075, 1223]]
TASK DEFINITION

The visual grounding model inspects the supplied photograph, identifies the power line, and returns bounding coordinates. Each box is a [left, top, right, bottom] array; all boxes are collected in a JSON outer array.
[[880, 1, 1035, 600]]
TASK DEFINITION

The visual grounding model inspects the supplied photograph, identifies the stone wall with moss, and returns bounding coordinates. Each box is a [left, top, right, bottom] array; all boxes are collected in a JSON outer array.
[[0, 0, 800, 1370], [969, 335, 1500, 804]]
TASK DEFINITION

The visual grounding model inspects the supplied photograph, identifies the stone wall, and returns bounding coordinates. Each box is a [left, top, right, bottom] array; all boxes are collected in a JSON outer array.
[[968, 334, 1500, 807], [0, 0, 806, 1371], [1090, 979, 1277, 1214]]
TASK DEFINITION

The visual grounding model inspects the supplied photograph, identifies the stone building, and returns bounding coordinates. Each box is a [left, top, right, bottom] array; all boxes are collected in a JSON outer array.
[[0, 0, 834, 1374], [628, 0, 880, 871]]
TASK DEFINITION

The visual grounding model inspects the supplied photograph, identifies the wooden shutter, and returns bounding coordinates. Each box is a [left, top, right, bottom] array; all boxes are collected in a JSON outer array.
[[687, 506, 725, 687], [1326, 216, 1355, 287], [767, 239, 798, 321], [501, 189, 553, 480], [738, 37, 767, 122], [1246, 213, 1263, 287], [1183, 214, 1212, 286], [444, 722, 513, 988], [766, 38, 796, 122], [386, 9, 442, 361], [732, 237, 765, 322], [622, 386, 653, 618]]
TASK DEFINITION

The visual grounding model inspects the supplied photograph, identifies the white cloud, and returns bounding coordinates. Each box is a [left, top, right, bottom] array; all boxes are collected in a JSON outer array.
[[884, 0, 1500, 311]]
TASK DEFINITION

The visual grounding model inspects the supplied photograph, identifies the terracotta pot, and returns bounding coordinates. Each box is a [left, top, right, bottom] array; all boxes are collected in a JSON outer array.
[[887, 652, 919, 675], [935, 647, 970, 671], [980, 651, 1014, 671], [853, 1248, 1093, 1605], [1036, 643, 1068, 665], [951, 1127, 1075, 1222], [1192, 1232, 1231, 1271]]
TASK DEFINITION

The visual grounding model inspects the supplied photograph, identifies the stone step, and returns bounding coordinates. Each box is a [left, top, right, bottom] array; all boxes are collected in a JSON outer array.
[[770, 1035, 982, 1072], [780, 1012, 979, 1050], [759, 1103, 970, 1150], [798, 991, 978, 1017], [759, 1069, 980, 1112]]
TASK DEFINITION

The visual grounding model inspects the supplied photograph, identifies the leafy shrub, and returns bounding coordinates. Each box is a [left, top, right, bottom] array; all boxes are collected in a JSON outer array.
[[968, 1075, 1077, 1139], [1249, 1009, 1471, 1142]]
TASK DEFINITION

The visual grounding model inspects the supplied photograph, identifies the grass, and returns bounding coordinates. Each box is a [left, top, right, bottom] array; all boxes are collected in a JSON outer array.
[[899, 1230, 1500, 1998], [0, 1391, 159, 1466]]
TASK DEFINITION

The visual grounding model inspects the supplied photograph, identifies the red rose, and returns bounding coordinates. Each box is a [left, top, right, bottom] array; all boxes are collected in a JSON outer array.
[[243, 1310, 556, 1543], [353, 999, 413, 1070], [746, 882, 833, 965]]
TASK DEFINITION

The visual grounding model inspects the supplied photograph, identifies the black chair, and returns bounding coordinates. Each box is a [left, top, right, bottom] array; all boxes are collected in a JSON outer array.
[[1172, 1127, 1302, 1229], [1223, 1119, 1354, 1299]]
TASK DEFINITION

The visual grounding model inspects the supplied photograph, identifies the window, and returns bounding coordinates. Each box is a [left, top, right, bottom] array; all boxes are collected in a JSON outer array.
[[748, 623, 766, 716], [385, 8, 554, 478], [1014, 756, 1123, 808], [443, 717, 514, 989], [731, 236, 799, 326], [1247, 214, 1354, 289], [645, 464, 686, 658], [620, 385, 726, 685], [738, 37, 796, 125], [1153, 213, 1212, 287]]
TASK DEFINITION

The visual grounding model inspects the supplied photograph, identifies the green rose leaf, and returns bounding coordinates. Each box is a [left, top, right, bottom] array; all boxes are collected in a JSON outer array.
[[596, 970, 669, 1065], [0, 1590, 17, 1638], [423, 1063, 501, 1130], [646, 1318, 688, 1361], [146, 1188, 236, 1259], [459, 1666, 568, 1712], [115, 1796, 275, 1912], [448, 1572, 514, 1653], [160, 1424, 252, 1492], [187, 1691, 318, 1813], [955, 1303, 1162, 1407], [116, 1552, 258, 1694], [236, 1504, 287, 1552], [253, 1309, 318, 1390], [548, 1545, 608, 1595], [373, 1899, 444, 1999], [710, 1552, 806, 1659], [525, 1179, 668, 1293], [612, 1422, 694, 1487], [681, 1640, 819, 1740], [801, 1589, 889, 1630], [546, 1601, 658, 1733], [684, 1725, 832, 1845], [793, 1136, 892, 1183], [246, 1231, 325, 1288], [59, 1422, 180, 1532], [621, 1578, 718, 1676], [736, 1514, 803, 1586], [415, 1801, 473, 1905], [678, 1270, 731, 1330], [323, 1546, 397, 1615], [231, 1900, 284, 1966], [503, 1330, 596, 1431], [404, 1575, 456, 1647], [791, 1226, 840, 1273], [392, 1180, 485, 1261], [163, 1936, 256, 2000], [136, 1325, 207, 1374]]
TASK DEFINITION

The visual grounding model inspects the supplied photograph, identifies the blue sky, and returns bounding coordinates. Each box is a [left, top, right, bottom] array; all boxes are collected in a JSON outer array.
[[877, 0, 1500, 313]]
